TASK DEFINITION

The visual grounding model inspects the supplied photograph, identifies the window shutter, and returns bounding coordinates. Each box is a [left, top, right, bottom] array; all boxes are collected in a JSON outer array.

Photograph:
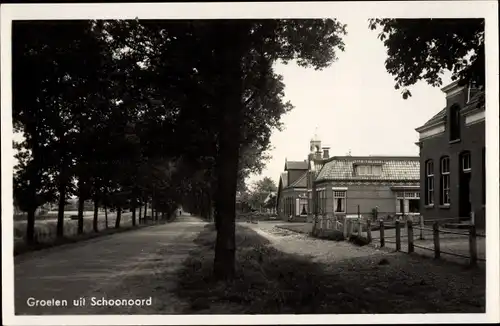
[[334, 196, 338, 212], [396, 199, 401, 213], [296, 198, 300, 216]]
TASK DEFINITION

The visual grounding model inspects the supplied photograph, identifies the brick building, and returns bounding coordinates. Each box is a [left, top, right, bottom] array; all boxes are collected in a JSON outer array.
[[276, 160, 308, 221], [277, 134, 420, 224], [415, 81, 485, 228]]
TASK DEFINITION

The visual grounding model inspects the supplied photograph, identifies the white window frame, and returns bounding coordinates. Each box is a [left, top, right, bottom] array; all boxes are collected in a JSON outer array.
[[425, 160, 434, 205], [396, 192, 420, 215], [315, 189, 325, 215], [462, 152, 471, 172], [299, 198, 308, 216], [356, 164, 382, 176], [440, 157, 451, 205], [333, 190, 346, 214]]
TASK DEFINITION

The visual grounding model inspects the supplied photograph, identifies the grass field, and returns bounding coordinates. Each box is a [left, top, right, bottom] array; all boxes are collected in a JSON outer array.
[[12, 211, 162, 256]]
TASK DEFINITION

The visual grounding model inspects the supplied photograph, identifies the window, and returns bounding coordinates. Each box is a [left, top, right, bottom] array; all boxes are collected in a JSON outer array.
[[440, 156, 450, 205], [307, 191, 313, 215], [449, 105, 461, 141], [356, 164, 382, 176], [299, 198, 308, 215], [333, 191, 346, 213], [319, 190, 326, 214], [425, 160, 434, 205], [482, 147, 485, 205], [396, 192, 420, 215], [461, 151, 471, 172], [316, 189, 326, 214]]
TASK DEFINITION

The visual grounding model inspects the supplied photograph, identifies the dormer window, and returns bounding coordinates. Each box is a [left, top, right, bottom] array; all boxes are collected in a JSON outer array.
[[449, 104, 461, 142], [355, 164, 382, 176]]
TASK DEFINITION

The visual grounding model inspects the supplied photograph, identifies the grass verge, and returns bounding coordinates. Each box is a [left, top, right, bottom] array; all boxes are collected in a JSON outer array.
[[176, 224, 485, 314], [14, 219, 174, 257]]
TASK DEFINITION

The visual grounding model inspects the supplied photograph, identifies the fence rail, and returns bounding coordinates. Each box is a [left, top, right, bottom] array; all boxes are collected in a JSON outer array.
[[314, 212, 485, 267]]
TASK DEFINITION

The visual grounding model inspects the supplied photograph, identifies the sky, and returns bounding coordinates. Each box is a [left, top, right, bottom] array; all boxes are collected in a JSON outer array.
[[247, 17, 452, 187]]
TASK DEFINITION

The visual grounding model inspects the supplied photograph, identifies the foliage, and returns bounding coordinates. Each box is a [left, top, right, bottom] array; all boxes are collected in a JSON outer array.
[[12, 19, 347, 272], [368, 18, 485, 99]]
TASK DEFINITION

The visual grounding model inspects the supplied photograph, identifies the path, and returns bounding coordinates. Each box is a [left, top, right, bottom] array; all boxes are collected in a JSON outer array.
[[241, 221, 384, 263], [14, 214, 206, 315], [241, 221, 485, 313]]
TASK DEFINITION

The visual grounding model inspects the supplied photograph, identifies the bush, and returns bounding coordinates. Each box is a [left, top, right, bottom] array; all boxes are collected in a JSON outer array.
[[349, 234, 370, 246], [313, 229, 345, 241]]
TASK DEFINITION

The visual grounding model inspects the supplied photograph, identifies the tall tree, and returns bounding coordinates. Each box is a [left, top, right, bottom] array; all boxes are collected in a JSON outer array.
[[208, 19, 346, 279], [368, 18, 485, 99]]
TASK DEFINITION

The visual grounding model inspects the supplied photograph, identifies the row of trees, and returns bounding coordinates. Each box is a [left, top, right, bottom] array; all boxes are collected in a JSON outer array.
[[13, 19, 347, 279], [13, 18, 483, 279]]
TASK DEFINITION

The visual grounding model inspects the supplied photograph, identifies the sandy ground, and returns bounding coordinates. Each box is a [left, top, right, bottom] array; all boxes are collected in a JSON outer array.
[[14, 215, 207, 315]]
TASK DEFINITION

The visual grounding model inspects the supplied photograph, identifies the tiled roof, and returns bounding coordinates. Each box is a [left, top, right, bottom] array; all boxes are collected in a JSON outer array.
[[287, 171, 307, 188], [316, 156, 420, 182], [418, 107, 447, 129], [417, 90, 485, 131], [285, 160, 308, 170]]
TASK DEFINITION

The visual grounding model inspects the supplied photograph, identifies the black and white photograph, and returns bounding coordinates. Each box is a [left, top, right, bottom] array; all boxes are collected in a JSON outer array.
[[1, 1, 499, 325]]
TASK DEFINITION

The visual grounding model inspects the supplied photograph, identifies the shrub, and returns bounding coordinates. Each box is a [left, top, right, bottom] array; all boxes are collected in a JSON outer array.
[[349, 234, 370, 246]]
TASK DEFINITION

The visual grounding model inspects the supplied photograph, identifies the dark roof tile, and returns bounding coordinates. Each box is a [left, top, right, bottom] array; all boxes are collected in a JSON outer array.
[[285, 161, 308, 170], [317, 157, 420, 182]]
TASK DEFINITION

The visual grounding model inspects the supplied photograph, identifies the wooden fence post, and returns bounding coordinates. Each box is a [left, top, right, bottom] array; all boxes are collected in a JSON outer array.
[[407, 220, 414, 253], [357, 205, 361, 236], [433, 222, 440, 259], [469, 224, 478, 266], [395, 220, 401, 251], [379, 219, 385, 247], [419, 215, 424, 240], [367, 219, 372, 243], [343, 217, 348, 238]]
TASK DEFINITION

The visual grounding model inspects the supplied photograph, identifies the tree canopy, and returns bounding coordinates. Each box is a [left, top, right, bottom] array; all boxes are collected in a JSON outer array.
[[12, 18, 347, 278], [368, 18, 485, 99]]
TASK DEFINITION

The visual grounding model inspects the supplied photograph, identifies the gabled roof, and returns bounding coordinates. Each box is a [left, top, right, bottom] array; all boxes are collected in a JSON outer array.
[[316, 156, 420, 182], [416, 90, 485, 132], [285, 160, 308, 170], [287, 171, 307, 188], [416, 107, 447, 130]]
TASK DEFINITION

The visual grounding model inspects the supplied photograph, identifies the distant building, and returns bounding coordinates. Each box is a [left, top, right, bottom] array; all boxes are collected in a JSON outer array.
[[276, 160, 308, 221], [415, 81, 485, 228], [277, 134, 420, 223]]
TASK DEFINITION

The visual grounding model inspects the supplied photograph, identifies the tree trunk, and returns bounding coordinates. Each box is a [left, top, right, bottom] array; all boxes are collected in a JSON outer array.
[[77, 178, 85, 234], [213, 23, 248, 280], [93, 196, 99, 232], [104, 205, 108, 229], [26, 209, 36, 245], [138, 205, 142, 223], [57, 179, 66, 238], [115, 207, 122, 228], [26, 174, 38, 245], [132, 206, 136, 226], [144, 200, 148, 220]]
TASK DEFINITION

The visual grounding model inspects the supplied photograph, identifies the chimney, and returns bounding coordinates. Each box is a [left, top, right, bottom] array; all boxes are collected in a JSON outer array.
[[322, 147, 330, 159]]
